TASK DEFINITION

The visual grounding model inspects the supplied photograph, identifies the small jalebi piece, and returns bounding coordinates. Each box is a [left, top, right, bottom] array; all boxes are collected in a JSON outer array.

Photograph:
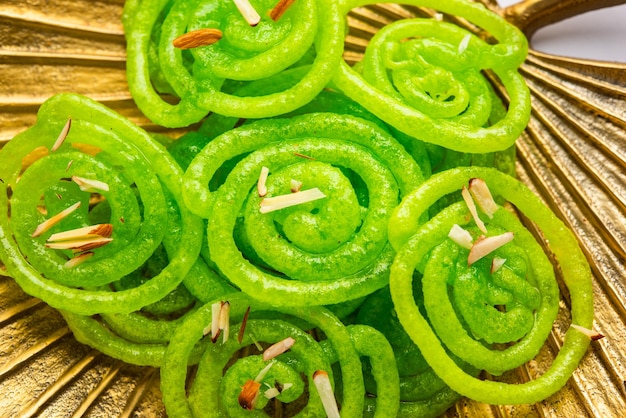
[[334, 0, 531, 153], [123, 0, 345, 127], [161, 292, 400, 417], [182, 112, 426, 307], [0, 94, 203, 315], [388, 166, 594, 404]]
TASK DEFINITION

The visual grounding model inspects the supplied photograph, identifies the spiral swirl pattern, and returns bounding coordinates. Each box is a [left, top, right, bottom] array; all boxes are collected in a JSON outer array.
[[123, 0, 345, 127], [183, 112, 426, 306]]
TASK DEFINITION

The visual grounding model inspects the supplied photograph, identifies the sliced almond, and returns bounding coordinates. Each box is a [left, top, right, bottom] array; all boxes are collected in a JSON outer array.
[[219, 301, 231, 343], [260, 188, 325, 214], [48, 224, 112, 242], [238, 306, 251, 344], [269, 0, 296, 21], [458, 33, 471, 54], [313, 370, 340, 418], [64, 251, 94, 268], [257, 166, 270, 197], [172, 28, 223, 50], [254, 362, 274, 383], [234, 0, 261, 26], [490, 257, 507, 274], [469, 178, 499, 218], [468, 232, 514, 266], [51, 119, 72, 152], [264, 387, 281, 400], [461, 186, 487, 233], [32, 202, 81, 238], [72, 176, 109, 193], [238, 379, 261, 410], [45, 237, 112, 253], [570, 324, 605, 341], [290, 179, 303, 193], [263, 337, 295, 361], [448, 224, 473, 250]]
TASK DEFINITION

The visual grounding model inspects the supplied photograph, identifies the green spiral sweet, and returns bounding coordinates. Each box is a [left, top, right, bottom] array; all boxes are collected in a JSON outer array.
[[124, 0, 345, 127], [0, 94, 203, 315], [333, 0, 531, 153], [161, 293, 400, 417], [388, 166, 594, 404], [182, 112, 426, 307]]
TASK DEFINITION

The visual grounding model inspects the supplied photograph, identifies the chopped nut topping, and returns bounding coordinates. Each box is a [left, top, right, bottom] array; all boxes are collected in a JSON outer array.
[[290, 179, 303, 193], [238, 379, 261, 410], [64, 251, 94, 269], [269, 0, 296, 21], [468, 232, 514, 266], [238, 306, 251, 344], [257, 166, 270, 197], [48, 224, 113, 242], [458, 34, 471, 54], [448, 224, 473, 250], [32, 202, 81, 238], [571, 324, 605, 341], [313, 370, 340, 418], [263, 337, 295, 361], [172, 28, 223, 49], [233, 0, 261, 26], [260, 188, 325, 214], [461, 186, 487, 233], [45, 237, 112, 253], [491, 257, 507, 274], [255, 362, 274, 383], [51, 119, 72, 152], [72, 176, 109, 193], [469, 178, 499, 218]]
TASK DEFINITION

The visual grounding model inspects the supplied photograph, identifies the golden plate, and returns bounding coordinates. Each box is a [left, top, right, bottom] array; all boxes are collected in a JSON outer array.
[[1, 0, 625, 416]]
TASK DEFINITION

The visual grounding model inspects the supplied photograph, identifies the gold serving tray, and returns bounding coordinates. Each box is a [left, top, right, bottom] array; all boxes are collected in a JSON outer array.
[[1, 0, 625, 416]]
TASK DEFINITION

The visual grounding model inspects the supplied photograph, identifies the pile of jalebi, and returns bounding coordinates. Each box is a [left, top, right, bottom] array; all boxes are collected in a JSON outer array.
[[0, 0, 595, 417]]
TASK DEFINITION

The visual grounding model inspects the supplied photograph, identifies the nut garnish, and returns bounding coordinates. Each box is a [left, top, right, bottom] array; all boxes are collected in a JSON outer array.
[[469, 178, 499, 218], [313, 370, 340, 418], [48, 224, 113, 242], [458, 34, 471, 54], [51, 119, 71, 152], [172, 28, 223, 49], [290, 179, 303, 193], [238, 306, 252, 344], [468, 232, 514, 266], [64, 251, 94, 269], [204, 301, 231, 343], [269, 0, 296, 21], [45, 237, 112, 253], [263, 337, 295, 361], [462, 186, 487, 233], [234, 0, 261, 26], [72, 176, 109, 193], [260, 188, 325, 214], [448, 224, 473, 250], [31, 202, 81, 238], [257, 166, 270, 197], [570, 324, 605, 341], [255, 362, 274, 383], [490, 257, 507, 274], [238, 379, 261, 410]]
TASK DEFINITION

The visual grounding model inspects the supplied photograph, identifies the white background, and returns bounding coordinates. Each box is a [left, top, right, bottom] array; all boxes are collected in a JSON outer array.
[[497, 0, 626, 63]]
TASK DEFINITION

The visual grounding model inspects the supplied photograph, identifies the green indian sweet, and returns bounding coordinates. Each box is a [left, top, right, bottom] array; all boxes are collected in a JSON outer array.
[[182, 112, 426, 307], [161, 293, 400, 417], [123, 0, 345, 127], [333, 0, 531, 153], [388, 166, 594, 404], [0, 94, 204, 315]]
